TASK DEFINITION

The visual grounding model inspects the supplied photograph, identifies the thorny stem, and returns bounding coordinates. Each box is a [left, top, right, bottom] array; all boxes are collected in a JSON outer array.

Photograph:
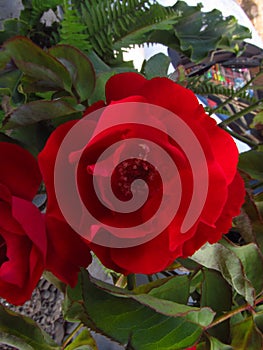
[[62, 322, 84, 349], [205, 295, 263, 330]]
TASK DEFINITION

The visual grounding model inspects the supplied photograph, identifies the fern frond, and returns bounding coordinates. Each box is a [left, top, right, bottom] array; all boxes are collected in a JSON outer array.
[[188, 77, 258, 105], [59, 0, 92, 52]]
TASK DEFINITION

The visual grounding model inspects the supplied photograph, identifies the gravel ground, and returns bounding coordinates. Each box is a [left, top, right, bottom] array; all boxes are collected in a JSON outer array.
[[0, 259, 124, 350]]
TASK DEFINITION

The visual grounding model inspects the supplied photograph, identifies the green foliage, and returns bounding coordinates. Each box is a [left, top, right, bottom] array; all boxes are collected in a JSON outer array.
[[63, 270, 214, 350], [61, 0, 251, 64], [59, 0, 92, 52], [0, 304, 59, 350]]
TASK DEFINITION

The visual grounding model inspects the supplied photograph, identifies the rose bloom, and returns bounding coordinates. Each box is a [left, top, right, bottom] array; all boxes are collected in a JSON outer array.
[[38, 72, 245, 275], [0, 142, 46, 305]]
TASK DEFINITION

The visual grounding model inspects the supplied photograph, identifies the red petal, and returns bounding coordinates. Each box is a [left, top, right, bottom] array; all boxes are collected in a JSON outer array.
[[105, 72, 146, 103], [12, 197, 46, 258], [0, 142, 41, 200], [45, 215, 92, 286]]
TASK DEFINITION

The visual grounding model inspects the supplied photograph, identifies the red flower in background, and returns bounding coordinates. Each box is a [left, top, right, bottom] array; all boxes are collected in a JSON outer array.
[[0, 142, 45, 305], [38, 72, 245, 275]]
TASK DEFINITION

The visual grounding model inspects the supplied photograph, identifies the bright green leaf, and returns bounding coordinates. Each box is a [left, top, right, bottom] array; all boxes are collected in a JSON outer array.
[[65, 329, 98, 350], [208, 336, 233, 350]]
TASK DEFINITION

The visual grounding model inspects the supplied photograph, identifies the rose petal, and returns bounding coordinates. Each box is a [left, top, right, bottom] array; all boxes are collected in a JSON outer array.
[[45, 215, 92, 286], [0, 142, 41, 200]]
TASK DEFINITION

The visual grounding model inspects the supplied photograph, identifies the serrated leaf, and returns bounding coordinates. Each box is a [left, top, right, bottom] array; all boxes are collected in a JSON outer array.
[[64, 270, 215, 350], [2, 98, 78, 129], [221, 241, 263, 296], [0, 304, 59, 350], [192, 243, 255, 305], [49, 45, 95, 102], [3, 36, 72, 92]]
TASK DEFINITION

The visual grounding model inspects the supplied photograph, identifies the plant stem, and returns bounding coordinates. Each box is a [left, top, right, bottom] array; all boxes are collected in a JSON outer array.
[[62, 322, 83, 349], [206, 295, 263, 330], [127, 274, 136, 290], [219, 100, 263, 127], [211, 69, 263, 115], [220, 126, 259, 148]]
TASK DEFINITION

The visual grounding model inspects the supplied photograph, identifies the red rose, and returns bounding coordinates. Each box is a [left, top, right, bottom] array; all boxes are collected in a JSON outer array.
[[0, 142, 45, 305], [38, 122, 92, 287], [38, 72, 245, 275]]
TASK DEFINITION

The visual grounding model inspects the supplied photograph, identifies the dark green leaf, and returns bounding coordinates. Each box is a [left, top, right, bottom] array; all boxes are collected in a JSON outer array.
[[89, 72, 115, 104], [49, 45, 95, 102], [2, 98, 78, 129], [0, 19, 29, 45], [3, 36, 72, 92], [64, 270, 215, 350], [143, 53, 171, 79], [201, 269, 232, 343], [0, 304, 59, 350], [239, 150, 263, 181], [231, 317, 263, 350]]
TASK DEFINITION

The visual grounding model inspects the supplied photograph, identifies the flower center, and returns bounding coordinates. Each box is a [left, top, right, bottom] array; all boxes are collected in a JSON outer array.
[[0, 235, 8, 267], [112, 158, 158, 201]]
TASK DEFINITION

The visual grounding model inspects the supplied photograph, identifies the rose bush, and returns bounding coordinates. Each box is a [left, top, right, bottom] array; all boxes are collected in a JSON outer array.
[[0, 142, 45, 305], [38, 72, 245, 275]]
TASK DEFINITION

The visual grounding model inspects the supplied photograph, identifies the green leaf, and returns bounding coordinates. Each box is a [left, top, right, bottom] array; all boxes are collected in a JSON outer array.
[[208, 336, 233, 350], [64, 270, 215, 350], [143, 53, 171, 79], [3, 36, 72, 92], [254, 308, 263, 333], [89, 71, 115, 104], [239, 150, 263, 181], [221, 241, 263, 296], [0, 304, 59, 350], [135, 275, 190, 304], [0, 69, 24, 104], [0, 19, 29, 45], [231, 317, 263, 350], [49, 45, 95, 102], [65, 329, 98, 350], [201, 269, 232, 343], [173, 5, 250, 61], [250, 111, 263, 129], [2, 98, 78, 129], [192, 243, 255, 305]]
